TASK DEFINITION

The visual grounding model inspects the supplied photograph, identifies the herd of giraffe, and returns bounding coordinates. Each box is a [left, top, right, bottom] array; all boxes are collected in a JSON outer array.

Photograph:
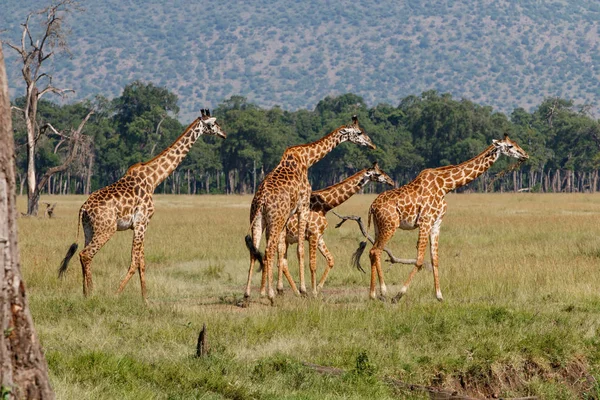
[[58, 111, 529, 305]]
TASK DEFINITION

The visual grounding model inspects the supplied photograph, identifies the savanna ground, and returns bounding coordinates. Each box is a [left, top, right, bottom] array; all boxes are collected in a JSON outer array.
[[17, 193, 600, 399]]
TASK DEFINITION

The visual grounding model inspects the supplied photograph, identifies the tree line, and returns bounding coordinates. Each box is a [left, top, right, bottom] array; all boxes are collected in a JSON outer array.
[[10, 83, 600, 200]]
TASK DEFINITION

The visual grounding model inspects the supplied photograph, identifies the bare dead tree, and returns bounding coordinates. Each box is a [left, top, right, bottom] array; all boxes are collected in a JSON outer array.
[[3, 0, 83, 216], [0, 44, 55, 399], [26, 109, 93, 209]]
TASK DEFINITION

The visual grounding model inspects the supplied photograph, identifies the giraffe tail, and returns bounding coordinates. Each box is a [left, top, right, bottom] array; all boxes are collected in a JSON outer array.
[[351, 241, 367, 273], [58, 207, 83, 279], [245, 234, 264, 272]]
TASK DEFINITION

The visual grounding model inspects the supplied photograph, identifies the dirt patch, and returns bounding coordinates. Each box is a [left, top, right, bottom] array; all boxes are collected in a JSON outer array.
[[439, 355, 597, 399]]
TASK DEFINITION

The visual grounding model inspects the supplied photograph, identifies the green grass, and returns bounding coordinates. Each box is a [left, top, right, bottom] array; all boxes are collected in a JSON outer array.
[[17, 193, 600, 399]]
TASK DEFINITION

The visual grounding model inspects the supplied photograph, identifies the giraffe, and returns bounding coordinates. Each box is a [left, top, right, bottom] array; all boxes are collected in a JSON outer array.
[[356, 134, 528, 302], [58, 110, 226, 303], [277, 162, 395, 296], [243, 116, 376, 305]]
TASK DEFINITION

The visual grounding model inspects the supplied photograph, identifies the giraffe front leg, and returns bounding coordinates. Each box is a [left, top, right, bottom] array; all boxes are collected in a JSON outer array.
[[117, 220, 148, 303], [296, 208, 308, 296], [316, 237, 334, 292], [430, 217, 444, 302], [308, 235, 318, 296], [392, 226, 430, 303]]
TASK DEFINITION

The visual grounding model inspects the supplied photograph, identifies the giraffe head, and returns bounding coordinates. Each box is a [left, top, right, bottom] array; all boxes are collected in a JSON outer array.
[[199, 109, 227, 139], [492, 134, 528, 161], [363, 162, 395, 186], [341, 115, 376, 149]]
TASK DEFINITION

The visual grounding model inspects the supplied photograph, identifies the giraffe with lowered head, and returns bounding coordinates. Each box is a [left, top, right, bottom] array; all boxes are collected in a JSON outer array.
[[277, 162, 395, 296], [354, 134, 528, 302], [244, 116, 376, 305], [59, 110, 226, 303]]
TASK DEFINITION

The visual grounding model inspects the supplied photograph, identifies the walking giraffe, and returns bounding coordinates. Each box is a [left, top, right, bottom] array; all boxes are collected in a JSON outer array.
[[278, 163, 394, 296], [59, 110, 226, 303], [355, 134, 528, 302], [244, 116, 376, 305]]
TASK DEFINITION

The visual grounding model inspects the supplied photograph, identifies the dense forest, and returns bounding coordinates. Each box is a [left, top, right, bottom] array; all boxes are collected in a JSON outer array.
[[2, 0, 600, 119], [10, 82, 600, 196]]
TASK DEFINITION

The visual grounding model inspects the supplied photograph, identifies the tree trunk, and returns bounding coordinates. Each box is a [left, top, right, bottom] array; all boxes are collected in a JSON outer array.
[[187, 169, 191, 195], [85, 152, 94, 195], [205, 172, 210, 194], [252, 159, 256, 194], [0, 44, 54, 399]]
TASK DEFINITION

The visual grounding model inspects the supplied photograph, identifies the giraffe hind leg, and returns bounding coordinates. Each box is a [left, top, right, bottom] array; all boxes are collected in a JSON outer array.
[[369, 217, 395, 300], [79, 218, 115, 297], [243, 212, 263, 302], [316, 237, 334, 292]]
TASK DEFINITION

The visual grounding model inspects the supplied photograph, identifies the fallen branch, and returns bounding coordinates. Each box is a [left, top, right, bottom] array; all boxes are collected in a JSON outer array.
[[332, 211, 431, 270]]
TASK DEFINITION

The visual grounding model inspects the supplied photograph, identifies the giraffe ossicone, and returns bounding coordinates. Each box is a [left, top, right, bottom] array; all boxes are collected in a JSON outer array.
[[58, 111, 226, 303]]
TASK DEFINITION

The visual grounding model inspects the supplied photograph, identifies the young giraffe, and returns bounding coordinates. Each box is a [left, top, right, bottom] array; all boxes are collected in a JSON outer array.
[[277, 163, 395, 296], [244, 116, 376, 305], [58, 110, 226, 303], [358, 134, 528, 302]]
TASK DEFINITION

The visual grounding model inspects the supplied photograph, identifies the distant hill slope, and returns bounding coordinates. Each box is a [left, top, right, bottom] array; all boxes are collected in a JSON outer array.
[[2, 0, 600, 120]]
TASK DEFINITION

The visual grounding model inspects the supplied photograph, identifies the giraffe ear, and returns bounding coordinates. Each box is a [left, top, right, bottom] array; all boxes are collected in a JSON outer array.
[[204, 117, 216, 126], [352, 115, 358, 125], [200, 109, 206, 117], [372, 161, 378, 168]]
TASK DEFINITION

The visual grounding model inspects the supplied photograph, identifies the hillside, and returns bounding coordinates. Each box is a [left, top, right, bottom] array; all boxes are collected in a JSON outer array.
[[2, 0, 600, 120]]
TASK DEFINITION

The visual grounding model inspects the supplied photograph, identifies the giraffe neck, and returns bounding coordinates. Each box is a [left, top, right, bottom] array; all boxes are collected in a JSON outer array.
[[438, 144, 500, 193], [311, 168, 369, 212], [134, 118, 204, 190], [297, 127, 346, 167]]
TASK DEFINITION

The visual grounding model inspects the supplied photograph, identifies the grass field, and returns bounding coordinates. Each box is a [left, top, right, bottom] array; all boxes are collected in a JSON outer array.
[[16, 193, 600, 399]]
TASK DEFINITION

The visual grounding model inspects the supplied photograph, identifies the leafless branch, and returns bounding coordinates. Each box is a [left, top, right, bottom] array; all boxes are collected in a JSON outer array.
[[150, 114, 167, 157], [546, 97, 559, 128], [332, 211, 430, 270], [36, 109, 93, 190]]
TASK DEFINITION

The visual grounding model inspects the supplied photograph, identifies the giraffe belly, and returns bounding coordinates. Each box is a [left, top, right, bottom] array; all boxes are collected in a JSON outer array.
[[116, 215, 134, 231], [398, 219, 417, 230]]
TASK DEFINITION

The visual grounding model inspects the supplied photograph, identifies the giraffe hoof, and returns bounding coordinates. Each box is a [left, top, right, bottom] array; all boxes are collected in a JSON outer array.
[[277, 288, 285, 296], [436, 295, 444, 302], [391, 293, 404, 304], [237, 295, 251, 308], [299, 290, 308, 298], [377, 295, 387, 302]]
